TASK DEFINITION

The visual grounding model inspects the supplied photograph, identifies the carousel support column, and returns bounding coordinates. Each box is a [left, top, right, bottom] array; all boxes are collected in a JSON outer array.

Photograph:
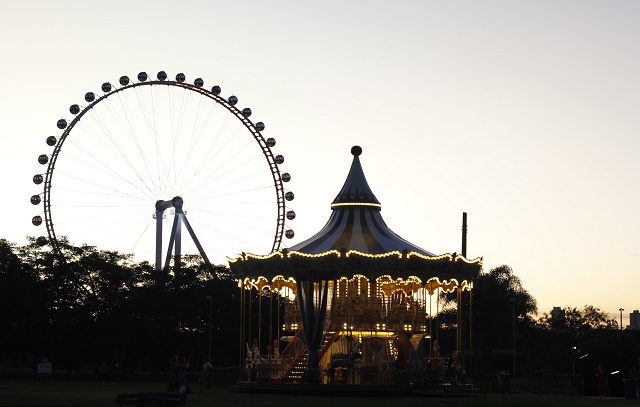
[[277, 290, 282, 358], [436, 287, 440, 346], [248, 285, 253, 381], [347, 279, 352, 337], [369, 262, 375, 370], [258, 288, 262, 356], [269, 293, 273, 364], [469, 286, 473, 375], [456, 287, 462, 353], [238, 282, 244, 381], [429, 289, 433, 358]]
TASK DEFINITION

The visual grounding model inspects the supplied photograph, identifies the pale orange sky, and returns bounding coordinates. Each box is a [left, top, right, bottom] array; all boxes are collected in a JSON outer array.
[[2, 0, 639, 325]]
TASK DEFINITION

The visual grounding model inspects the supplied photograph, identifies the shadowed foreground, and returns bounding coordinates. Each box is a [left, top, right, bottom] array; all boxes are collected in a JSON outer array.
[[0, 380, 632, 407]]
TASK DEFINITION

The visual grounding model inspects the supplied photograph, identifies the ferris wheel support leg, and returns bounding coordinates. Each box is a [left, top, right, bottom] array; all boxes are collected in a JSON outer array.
[[155, 210, 164, 271], [180, 212, 213, 270], [175, 215, 182, 272], [164, 215, 181, 272]]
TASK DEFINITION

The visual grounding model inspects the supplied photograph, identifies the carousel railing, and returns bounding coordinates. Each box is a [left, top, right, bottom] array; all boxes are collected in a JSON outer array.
[[327, 298, 430, 332], [239, 364, 478, 395]]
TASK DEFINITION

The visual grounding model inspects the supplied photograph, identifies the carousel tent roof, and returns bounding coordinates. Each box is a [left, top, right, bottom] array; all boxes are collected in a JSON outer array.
[[228, 146, 482, 283], [290, 145, 434, 256]]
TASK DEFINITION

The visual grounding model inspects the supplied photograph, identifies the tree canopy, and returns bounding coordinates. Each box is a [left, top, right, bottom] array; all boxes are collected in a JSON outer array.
[[1, 239, 638, 388], [0, 237, 240, 374]]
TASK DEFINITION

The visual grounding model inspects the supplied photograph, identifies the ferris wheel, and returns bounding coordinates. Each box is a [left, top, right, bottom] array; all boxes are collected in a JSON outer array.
[[30, 71, 295, 268]]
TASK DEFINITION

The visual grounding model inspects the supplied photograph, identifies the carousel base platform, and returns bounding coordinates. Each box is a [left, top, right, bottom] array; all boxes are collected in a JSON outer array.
[[231, 381, 479, 397]]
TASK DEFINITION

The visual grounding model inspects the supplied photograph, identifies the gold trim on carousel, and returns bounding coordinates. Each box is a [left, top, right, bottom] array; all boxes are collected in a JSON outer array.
[[330, 202, 382, 209], [228, 248, 482, 265]]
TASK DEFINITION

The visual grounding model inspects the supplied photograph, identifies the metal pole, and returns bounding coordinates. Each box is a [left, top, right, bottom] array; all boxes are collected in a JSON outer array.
[[469, 287, 473, 375], [205, 296, 212, 361], [258, 288, 262, 353], [238, 285, 242, 381], [461, 212, 467, 257], [510, 297, 516, 378], [456, 288, 462, 352], [461, 212, 468, 374], [572, 349, 576, 396], [436, 287, 440, 344]]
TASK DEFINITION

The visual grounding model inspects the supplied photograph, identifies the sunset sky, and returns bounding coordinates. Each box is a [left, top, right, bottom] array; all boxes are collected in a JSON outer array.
[[2, 1, 639, 325]]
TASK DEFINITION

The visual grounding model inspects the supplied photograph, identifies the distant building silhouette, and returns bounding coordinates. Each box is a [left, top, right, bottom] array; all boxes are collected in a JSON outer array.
[[551, 306, 565, 320], [551, 306, 565, 330], [629, 310, 640, 330]]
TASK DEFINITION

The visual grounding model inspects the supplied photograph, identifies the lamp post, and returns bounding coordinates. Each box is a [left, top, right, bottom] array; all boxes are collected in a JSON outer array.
[[510, 297, 516, 379], [206, 296, 212, 359], [619, 308, 624, 330], [571, 347, 588, 396], [572, 347, 577, 396]]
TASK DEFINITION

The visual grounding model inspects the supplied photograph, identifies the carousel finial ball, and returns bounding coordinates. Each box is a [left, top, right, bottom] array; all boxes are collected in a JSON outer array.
[[351, 145, 362, 156]]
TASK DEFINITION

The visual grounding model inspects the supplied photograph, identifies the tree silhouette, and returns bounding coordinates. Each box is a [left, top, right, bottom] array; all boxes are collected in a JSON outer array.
[[3, 237, 638, 388]]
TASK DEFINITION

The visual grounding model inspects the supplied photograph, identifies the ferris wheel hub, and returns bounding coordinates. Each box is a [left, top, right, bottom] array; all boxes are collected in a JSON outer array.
[[155, 196, 183, 212]]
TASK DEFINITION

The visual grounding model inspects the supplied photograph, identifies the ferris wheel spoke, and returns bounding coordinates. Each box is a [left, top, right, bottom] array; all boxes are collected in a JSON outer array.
[[184, 137, 259, 196], [181, 150, 259, 198], [166, 86, 191, 190], [54, 206, 155, 255], [189, 185, 274, 206], [110, 89, 164, 196], [133, 84, 167, 190], [79, 106, 160, 198], [186, 212, 276, 259], [171, 108, 241, 195], [56, 147, 157, 202]]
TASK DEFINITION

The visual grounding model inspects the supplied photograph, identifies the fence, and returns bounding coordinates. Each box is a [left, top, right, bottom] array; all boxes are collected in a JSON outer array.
[[542, 374, 583, 395]]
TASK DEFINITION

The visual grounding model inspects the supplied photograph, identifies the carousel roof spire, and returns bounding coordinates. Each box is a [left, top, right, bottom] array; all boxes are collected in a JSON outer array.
[[290, 146, 434, 255], [331, 145, 381, 209]]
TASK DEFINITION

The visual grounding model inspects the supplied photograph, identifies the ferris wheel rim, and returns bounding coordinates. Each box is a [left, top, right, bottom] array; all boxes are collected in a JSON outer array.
[[34, 71, 291, 265]]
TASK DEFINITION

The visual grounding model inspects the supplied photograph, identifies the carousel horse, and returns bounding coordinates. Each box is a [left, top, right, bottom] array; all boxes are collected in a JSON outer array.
[[246, 339, 265, 366], [392, 335, 425, 373], [391, 334, 428, 384], [324, 343, 363, 377], [271, 339, 281, 363]]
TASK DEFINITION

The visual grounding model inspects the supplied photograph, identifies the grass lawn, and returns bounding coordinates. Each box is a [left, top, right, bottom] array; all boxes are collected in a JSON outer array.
[[0, 379, 636, 407]]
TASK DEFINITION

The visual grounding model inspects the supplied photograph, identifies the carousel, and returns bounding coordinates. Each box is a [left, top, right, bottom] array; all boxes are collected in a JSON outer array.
[[228, 146, 482, 391]]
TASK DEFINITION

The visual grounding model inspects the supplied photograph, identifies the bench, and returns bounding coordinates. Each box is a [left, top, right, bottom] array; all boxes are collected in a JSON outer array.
[[116, 392, 187, 407]]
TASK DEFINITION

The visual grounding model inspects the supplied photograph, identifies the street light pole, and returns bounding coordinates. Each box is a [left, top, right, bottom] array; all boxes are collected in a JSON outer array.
[[510, 297, 516, 379], [619, 308, 624, 330], [206, 296, 212, 359], [572, 347, 577, 396]]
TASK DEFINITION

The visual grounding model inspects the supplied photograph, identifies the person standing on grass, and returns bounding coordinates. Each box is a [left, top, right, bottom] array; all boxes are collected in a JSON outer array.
[[167, 354, 179, 392], [199, 356, 213, 392], [596, 364, 608, 398], [178, 357, 191, 394]]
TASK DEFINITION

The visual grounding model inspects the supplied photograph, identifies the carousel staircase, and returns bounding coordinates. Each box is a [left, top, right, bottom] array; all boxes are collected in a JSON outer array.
[[280, 330, 306, 382], [318, 331, 340, 361], [282, 331, 338, 382], [284, 349, 307, 382]]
